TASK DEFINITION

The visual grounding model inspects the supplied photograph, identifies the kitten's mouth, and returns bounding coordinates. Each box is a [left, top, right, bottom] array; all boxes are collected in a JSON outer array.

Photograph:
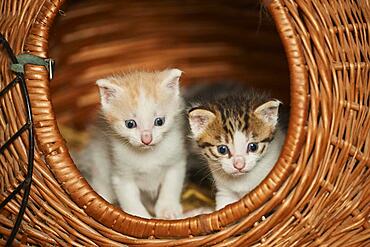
[[139, 143, 156, 149], [230, 171, 247, 176]]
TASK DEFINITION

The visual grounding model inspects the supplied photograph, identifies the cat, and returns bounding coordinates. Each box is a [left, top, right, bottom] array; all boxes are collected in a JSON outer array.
[[74, 69, 187, 219], [186, 83, 287, 210]]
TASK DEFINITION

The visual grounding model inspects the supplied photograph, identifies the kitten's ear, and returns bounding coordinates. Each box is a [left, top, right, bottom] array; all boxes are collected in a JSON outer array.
[[254, 100, 281, 126], [96, 78, 122, 109], [188, 108, 215, 138], [161, 68, 183, 95]]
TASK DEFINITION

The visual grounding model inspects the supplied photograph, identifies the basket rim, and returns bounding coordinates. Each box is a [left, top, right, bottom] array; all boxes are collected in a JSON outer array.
[[23, 0, 308, 240]]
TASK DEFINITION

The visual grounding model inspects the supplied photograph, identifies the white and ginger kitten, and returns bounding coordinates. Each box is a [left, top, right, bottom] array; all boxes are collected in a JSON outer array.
[[75, 69, 187, 219], [187, 87, 287, 210]]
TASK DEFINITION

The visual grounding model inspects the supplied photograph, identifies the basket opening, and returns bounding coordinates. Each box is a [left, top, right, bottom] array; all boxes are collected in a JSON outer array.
[[49, 0, 290, 220]]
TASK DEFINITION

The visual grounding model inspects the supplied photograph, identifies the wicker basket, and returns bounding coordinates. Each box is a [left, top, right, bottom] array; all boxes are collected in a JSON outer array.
[[0, 0, 369, 246]]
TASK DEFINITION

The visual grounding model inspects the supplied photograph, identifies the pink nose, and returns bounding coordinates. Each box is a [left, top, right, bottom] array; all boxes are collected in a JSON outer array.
[[141, 131, 152, 145], [233, 156, 245, 170]]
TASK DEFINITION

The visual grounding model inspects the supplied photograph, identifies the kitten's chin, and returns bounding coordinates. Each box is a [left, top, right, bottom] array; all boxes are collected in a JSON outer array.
[[140, 144, 156, 150], [216, 167, 248, 177], [229, 171, 247, 177], [131, 143, 156, 150], [128, 140, 160, 150]]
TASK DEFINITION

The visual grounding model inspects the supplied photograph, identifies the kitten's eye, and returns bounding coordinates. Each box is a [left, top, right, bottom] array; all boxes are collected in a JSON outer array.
[[125, 119, 137, 129], [248, 143, 259, 152], [154, 117, 165, 126], [217, 145, 229, 155]]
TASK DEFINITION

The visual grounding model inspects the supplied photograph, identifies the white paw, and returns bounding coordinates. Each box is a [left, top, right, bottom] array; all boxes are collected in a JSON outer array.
[[155, 202, 183, 219]]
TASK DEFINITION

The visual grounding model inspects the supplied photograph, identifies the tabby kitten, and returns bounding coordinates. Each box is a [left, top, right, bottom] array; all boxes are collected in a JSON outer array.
[[187, 87, 287, 210]]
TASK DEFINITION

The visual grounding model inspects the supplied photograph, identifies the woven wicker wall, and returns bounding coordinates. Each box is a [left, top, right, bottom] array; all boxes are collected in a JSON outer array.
[[0, 0, 369, 246], [49, 0, 290, 129]]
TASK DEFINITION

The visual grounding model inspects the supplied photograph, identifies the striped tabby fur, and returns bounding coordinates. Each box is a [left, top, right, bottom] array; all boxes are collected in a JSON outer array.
[[187, 84, 287, 210]]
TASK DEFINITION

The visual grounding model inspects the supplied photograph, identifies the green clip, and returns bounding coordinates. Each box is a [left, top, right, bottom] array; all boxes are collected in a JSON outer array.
[[10, 54, 55, 80]]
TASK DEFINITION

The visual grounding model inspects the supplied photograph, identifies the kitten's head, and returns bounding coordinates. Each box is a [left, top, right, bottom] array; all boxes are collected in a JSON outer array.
[[96, 69, 183, 148], [188, 93, 281, 176]]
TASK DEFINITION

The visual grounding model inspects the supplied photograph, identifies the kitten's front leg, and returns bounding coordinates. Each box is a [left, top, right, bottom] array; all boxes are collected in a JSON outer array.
[[112, 175, 151, 218], [215, 188, 240, 210], [90, 176, 115, 203], [155, 161, 185, 219]]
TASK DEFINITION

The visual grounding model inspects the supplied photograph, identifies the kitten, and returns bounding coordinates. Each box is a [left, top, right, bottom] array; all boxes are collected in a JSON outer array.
[[187, 85, 287, 210], [75, 69, 187, 219]]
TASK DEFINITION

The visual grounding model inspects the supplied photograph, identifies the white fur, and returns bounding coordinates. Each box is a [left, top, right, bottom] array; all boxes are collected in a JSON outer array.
[[76, 124, 186, 218], [111, 123, 186, 218], [74, 70, 187, 219], [213, 128, 285, 210]]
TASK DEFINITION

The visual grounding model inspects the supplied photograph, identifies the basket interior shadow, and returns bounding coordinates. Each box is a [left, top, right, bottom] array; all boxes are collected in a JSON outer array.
[[50, 0, 290, 129]]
